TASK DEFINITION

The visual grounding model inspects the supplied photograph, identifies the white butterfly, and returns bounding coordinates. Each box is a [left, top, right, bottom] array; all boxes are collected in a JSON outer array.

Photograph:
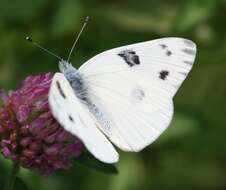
[[48, 37, 197, 163]]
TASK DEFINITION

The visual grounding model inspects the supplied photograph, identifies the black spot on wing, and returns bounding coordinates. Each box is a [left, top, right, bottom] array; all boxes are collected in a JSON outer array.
[[182, 48, 196, 56], [159, 44, 167, 49], [183, 60, 193, 66], [159, 70, 169, 80], [118, 50, 140, 67], [183, 39, 195, 48], [133, 55, 140, 65], [56, 81, 66, 99], [159, 44, 172, 56], [179, 72, 187, 76], [166, 50, 172, 56], [68, 115, 74, 122]]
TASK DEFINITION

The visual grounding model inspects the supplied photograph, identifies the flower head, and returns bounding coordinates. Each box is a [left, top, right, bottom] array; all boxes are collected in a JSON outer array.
[[0, 73, 84, 176]]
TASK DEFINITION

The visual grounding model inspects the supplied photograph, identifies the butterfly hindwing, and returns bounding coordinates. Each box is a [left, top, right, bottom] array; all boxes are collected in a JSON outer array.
[[48, 73, 119, 163], [78, 37, 196, 151]]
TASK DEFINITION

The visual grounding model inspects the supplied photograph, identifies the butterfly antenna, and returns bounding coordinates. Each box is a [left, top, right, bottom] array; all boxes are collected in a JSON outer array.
[[25, 36, 62, 60], [67, 16, 89, 62]]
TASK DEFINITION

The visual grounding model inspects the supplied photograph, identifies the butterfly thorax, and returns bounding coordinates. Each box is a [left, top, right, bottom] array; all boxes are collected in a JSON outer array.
[[58, 60, 112, 133], [59, 60, 88, 101]]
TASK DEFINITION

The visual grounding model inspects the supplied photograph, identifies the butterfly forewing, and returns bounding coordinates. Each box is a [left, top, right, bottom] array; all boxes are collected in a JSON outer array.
[[78, 38, 196, 151], [48, 73, 119, 163]]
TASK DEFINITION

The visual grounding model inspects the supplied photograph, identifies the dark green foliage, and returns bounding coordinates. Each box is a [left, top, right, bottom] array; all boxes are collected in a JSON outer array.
[[75, 152, 118, 174], [14, 178, 29, 190]]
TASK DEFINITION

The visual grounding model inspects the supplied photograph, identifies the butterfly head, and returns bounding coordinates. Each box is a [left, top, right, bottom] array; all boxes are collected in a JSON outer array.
[[59, 60, 77, 74]]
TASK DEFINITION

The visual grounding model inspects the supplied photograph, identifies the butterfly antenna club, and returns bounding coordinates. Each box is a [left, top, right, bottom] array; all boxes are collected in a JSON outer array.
[[25, 36, 62, 60], [67, 16, 90, 62]]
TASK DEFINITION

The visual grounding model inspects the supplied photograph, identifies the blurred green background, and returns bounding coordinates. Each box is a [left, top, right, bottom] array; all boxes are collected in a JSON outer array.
[[0, 0, 226, 189]]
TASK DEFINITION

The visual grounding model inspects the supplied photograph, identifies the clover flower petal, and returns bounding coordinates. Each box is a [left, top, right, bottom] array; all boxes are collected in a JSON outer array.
[[0, 73, 84, 176]]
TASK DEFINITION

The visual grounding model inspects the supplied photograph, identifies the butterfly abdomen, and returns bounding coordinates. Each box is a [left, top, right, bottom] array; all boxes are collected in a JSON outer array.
[[68, 73, 88, 102]]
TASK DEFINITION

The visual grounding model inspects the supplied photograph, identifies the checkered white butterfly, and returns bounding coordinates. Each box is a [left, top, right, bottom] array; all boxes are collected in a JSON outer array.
[[28, 17, 197, 163]]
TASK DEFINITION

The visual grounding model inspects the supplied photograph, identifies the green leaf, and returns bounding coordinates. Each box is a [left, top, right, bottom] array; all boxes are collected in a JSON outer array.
[[14, 177, 28, 190], [75, 152, 118, 175], [157, 111, 200, 144], [173, 0, 220, 32], [0, 0, 46, 22], [52, 0, 82, 35]]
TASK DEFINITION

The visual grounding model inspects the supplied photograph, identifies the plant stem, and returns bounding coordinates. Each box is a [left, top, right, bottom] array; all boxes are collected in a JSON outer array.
[[4, 161, 20, 190]]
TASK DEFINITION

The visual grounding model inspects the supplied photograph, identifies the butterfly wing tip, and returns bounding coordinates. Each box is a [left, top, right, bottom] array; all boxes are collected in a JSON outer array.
[[104, 153, 119, 164]]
